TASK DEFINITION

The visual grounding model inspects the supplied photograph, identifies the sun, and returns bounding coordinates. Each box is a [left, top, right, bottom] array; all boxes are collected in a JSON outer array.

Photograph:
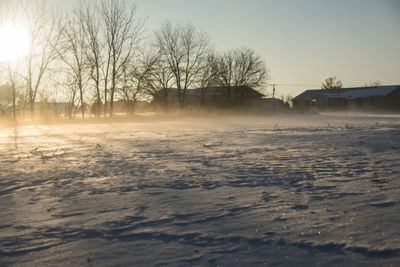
[[0, 22, 30, 62]]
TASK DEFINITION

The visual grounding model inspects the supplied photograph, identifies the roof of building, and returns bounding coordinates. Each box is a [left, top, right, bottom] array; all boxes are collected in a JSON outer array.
[[293, 85, 400, 101], [170, 86, 265, 97]]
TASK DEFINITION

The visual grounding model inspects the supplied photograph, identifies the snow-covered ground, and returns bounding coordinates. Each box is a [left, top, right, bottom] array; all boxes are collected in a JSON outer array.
[[1, 113, 399, 266]]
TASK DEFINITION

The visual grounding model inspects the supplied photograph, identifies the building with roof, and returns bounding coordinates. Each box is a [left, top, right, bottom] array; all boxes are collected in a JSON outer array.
[[292, 85, 400, 111], [154, 86, 265, 109], [191, 86, 264, 105]]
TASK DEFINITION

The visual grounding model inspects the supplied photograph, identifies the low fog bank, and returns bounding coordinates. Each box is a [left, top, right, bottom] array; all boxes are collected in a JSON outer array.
[[1, 111, 399, 134]]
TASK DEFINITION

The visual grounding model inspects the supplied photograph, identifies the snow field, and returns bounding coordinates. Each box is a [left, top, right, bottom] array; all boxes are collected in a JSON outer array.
[[0, 113, 400, 266]]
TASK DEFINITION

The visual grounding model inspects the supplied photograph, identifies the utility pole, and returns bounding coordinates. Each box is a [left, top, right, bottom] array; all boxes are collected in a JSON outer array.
[[271, 84, 277, 99]]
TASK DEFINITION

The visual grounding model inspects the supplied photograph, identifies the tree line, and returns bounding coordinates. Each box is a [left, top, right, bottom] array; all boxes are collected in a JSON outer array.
[[0, 0, 268, 119]]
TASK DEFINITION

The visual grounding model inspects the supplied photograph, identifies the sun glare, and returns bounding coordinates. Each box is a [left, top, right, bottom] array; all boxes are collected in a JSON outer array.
[[0, 23, 30, 62]]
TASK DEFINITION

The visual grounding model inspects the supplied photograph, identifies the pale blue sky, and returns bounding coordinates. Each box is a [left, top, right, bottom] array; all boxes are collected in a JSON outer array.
[[48, 0, 400, 96]]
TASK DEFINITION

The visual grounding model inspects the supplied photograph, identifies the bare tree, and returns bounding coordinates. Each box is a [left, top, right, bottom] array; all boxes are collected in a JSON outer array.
[[155, 21, 209, 109], [6, 64, 19, 119], [215, 47, 267, 103], [118, 48, 155, 114], [79, 2, 103, 117], [20, 0, 63, 119], [0, 0, 18, 119], [198, 52, 219, 105], [57, 10, 89, 118], [0, 62, 20, 119], [364, 80, 380, 87], [140, 49, 175, 112], [99, 0, 144, 117], [321, 76, 343, 89], [118, 63, 139, 114]]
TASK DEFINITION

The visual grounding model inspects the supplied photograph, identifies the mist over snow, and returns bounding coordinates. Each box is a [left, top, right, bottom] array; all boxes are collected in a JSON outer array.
[[1, 113, 400, 266]]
